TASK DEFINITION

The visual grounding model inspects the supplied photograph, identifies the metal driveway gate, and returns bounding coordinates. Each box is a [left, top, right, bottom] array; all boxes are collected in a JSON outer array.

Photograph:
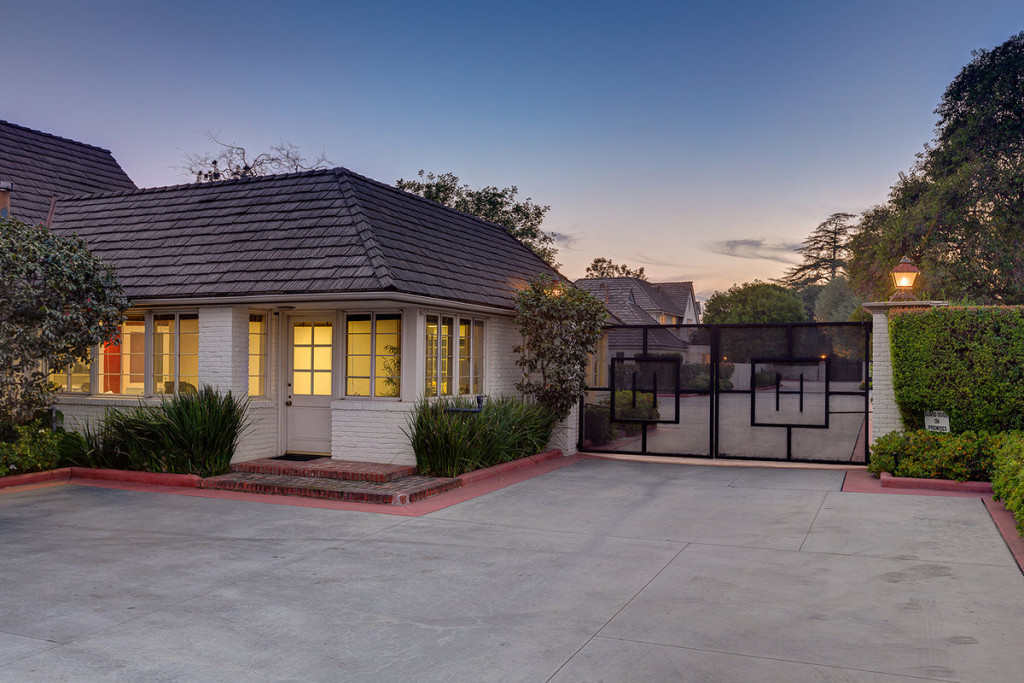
[[579, 322, 872, 464]]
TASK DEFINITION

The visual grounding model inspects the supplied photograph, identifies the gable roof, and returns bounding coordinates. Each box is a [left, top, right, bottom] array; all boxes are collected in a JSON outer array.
[[50, 167, 562, 309], [574, 277, 689, 320], [0, 120, 136, 225], [652, 281, 697, 315]]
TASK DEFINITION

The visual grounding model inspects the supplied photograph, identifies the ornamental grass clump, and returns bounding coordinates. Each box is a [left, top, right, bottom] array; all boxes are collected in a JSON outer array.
[[63, 386, 251, 477], [407, 396, 555, 477]]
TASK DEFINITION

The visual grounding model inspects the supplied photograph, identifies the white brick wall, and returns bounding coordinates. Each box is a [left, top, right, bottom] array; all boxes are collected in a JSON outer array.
[[330, 400, 417, 465], [868, 307, 902, 441], [486, 315, 522, 396]]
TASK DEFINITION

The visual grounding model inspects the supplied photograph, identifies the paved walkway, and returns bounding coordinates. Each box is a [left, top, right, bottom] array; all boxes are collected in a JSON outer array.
[[1, 459, 1022, 681]]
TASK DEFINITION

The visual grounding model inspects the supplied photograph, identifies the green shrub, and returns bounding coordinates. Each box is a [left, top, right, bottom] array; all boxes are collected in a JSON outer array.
[[583, 403, 614, 446], [890, 307, 1024, 431], [601, 390, 659, 436], [992, 433, 1024, 534], [868, 429, 1004, 482], [62, 387, 251, 477], [407, 396, 556, 477], [0, 418, 64, 477]]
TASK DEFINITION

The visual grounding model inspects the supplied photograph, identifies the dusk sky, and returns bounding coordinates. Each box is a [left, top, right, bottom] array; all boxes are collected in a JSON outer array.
[[7, 1, 1024, 296]]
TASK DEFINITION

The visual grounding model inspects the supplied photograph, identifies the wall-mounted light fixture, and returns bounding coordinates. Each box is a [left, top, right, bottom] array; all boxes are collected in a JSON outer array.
[[890, 257, 920, 301]]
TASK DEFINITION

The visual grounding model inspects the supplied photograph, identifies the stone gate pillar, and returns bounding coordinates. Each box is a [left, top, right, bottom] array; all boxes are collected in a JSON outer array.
[[862, 300, 948, 443]]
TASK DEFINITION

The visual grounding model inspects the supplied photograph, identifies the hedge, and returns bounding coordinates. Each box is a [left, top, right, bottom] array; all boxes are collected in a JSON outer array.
[[867, 429, 1005, 482], [889, 306, 1024, 432], [992, 433, 1024, 534]]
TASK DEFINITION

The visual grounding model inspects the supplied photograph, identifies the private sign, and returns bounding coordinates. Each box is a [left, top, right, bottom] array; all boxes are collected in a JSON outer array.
[[925, 411, 950, 433]]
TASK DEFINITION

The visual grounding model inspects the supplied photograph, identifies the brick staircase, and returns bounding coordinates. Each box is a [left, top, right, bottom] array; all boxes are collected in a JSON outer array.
[[199, 456, 460, 505]]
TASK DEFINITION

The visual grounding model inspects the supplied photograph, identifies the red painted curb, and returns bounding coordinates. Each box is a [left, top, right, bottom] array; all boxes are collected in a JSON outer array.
[[455, 449, 563, 487], [983, 498, 1024, 573], [69, 468, 202, 488], [0, 468, 72, 489], [880, 472, 993, 493]]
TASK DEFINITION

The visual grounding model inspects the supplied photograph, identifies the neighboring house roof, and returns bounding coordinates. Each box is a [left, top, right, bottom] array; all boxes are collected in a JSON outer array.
[[575, 277, 686, 319], [652, 281, 699, 320], [0, 120, 136, 225], [50, 167, 561, 309]]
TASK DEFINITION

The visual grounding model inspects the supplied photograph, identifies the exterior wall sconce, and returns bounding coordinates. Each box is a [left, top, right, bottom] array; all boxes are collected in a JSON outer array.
[[890, 256, 920, 301]]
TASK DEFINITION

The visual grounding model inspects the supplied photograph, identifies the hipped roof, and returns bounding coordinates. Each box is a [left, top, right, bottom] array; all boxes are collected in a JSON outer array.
[[50, 167, 562, 309]]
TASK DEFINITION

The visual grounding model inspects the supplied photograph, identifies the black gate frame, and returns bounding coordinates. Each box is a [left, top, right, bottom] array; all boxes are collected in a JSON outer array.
[[580, 321, 872, 464]]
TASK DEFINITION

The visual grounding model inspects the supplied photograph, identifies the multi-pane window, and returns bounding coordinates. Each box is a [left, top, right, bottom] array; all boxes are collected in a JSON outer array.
[[99, 315, 146, 395], [425, 314, 454, 396], [52, 359, 91, 393], [292, 321, 333, 396], [426, 314, 484, 397], [587, 332, 609, 387], [458, 319, 484, 395], [346, 313, 401, 398], [249, 314, 267, 397], [153, 313, 199, 394]]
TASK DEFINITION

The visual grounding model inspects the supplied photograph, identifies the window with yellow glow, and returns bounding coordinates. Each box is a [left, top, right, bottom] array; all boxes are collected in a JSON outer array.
[[292, 321, 333, 396], [249, 314, 267, 397], [51, 358, 91, 393], [346, 313, 401, 398], [426, 314, 484, 397], [99, 315, 145, 395], [153, 313, 199, 394], [587, 331, 609, 387]]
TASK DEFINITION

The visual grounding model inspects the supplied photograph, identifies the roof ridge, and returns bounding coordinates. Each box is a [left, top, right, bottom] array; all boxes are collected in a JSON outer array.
[[0, 119, 117, 155], [332, 170, 396, 290], [53, 166, 348, 201]]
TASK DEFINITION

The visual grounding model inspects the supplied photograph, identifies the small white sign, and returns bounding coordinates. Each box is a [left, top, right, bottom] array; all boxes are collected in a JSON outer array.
[[925, 411, 950, 433]]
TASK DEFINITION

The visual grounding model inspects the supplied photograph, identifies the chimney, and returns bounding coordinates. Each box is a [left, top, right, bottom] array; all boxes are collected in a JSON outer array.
[[0, 180, 11, 220]]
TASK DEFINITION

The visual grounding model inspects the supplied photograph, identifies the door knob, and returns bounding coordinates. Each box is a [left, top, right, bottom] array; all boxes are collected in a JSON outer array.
[[285, 400, 292, 406]]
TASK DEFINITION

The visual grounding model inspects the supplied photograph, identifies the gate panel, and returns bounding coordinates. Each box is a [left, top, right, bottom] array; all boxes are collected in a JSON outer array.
[[580, 321, 870, 464]]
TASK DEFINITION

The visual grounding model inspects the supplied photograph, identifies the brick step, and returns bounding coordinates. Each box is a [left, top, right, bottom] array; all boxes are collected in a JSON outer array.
[[230, 457, 417, 483], [199, 471, 460, 505]]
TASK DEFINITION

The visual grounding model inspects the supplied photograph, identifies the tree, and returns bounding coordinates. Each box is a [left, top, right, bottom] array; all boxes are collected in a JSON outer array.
[[396, 170, 557, 266], [514, 275, 607, 420], [848, 32, 1024, 303], [778, 213, 855, 289], [584, 257, 647, 280], [813, 276, 862, 322], [0, 218, 127, 425], [701, 281, 806, 324], [183, 133, 331, 182]]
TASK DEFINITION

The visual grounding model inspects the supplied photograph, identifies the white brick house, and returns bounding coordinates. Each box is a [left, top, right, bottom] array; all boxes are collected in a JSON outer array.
[[1, 122, 575, 466]]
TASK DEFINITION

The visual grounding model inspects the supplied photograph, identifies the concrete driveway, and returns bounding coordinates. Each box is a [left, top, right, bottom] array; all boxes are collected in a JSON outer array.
[[1, 459, 1022, 682]]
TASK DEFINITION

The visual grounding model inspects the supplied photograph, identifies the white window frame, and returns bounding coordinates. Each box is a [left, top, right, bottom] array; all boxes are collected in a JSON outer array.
[[344, 311, 402, 399], [424, 312, 486, 398]]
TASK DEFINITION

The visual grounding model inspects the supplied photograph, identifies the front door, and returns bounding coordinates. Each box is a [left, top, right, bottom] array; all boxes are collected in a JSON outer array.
[[286, 316, 334, 454]]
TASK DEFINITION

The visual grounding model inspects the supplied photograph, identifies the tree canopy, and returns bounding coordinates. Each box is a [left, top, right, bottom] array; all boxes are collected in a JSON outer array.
[[183, 134, 331, 182], [584, 257, 647, 280], [0, 218, 127, 425], [396, 170, 557, 266], [701, 281, 807, 324], [848, 32, 1024, 303], [778, 213, 855, 289]]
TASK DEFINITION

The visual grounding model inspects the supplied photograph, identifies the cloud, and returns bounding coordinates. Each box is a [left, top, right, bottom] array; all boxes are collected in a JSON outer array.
[[707, 239, 802, 264], [633, 253, 680, 268], [551, 231, 581, 248]]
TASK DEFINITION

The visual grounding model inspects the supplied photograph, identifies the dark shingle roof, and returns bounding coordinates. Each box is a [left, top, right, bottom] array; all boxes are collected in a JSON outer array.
[[0, 120, 136, 225], [50, 167, 561, 309], [575, 277, 688, 321], [652, 281, 697, 318]]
